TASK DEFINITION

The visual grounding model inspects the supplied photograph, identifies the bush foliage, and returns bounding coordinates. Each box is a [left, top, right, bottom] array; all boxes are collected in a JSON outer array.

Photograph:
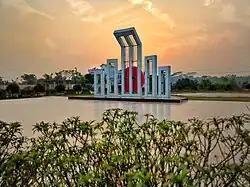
[[1, 109, 250, 186]]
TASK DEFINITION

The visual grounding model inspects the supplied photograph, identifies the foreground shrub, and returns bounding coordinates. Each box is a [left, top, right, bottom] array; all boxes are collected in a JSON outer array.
[[0, 109, 250, 186]]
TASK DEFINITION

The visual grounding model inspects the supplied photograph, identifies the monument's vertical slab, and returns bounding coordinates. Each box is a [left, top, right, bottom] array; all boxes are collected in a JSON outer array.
[[137, 41, 142, 97], [94, 69, 105, 97], [158, 66, 171, 98], [145, 55, 157, 98], [106, 59, 118, 97]]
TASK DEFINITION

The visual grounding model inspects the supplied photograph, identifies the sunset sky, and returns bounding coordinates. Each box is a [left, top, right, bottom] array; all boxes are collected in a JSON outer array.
[[0, 0, 250, 79]]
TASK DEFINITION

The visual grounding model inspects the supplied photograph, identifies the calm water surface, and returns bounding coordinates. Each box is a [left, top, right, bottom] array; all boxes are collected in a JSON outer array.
[[0, 97, 249, 136]]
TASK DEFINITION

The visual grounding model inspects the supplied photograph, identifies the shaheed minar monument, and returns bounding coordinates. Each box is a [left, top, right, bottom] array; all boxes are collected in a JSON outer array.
[[86, 27, 184, 103]]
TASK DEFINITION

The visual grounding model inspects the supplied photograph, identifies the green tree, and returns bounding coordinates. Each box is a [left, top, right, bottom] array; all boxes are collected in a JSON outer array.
[[0, 90, 6, 99], [71, 68, 82, 84], [84, 73, 94, 84], [6, 83, 20, 97], [172, 78, 198, 91], [43, 73, 54, 91], [20, 86, 33, 97], [55, 84, 65, 93], [21, 74, 37, 85], [54, 72, 64, 86], [245, 83, 250, 89], [73, 84, 82, 93], [33, 84, 45, 95], [199, 78, 212, 90], [0, 77, 4, 91], [0, 77, 3, 85]]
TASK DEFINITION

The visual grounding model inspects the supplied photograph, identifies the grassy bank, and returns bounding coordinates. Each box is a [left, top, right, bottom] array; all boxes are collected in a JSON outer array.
[[172, 90, 250, 94], [67, 93, 250, 102], [175, 95, 250, 102], [0, 95, 45, 101]]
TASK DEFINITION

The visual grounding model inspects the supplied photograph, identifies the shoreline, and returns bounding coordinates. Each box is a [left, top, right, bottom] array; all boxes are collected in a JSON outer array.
[[1, 92, 250, 102], [174, 95, 250, 102], [0, 95, 46, 101]]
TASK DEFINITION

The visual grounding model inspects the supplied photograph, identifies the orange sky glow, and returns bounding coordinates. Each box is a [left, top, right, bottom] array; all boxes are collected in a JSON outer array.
[[0, 0, 250, 78]]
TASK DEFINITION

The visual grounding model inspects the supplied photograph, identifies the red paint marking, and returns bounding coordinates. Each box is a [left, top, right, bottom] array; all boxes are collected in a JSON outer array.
[[124, 66, 145, 93]]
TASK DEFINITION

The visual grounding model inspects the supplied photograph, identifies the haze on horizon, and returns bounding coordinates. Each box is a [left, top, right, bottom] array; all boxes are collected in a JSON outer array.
[[0, 0, 250, 79]]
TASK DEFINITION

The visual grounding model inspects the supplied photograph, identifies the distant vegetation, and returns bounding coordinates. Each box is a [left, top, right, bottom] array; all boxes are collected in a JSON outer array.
[[0, 68, 94, 100], [1, 69, 250, 100], [172, 74, 250, 92], [1, 109, 250, 186]]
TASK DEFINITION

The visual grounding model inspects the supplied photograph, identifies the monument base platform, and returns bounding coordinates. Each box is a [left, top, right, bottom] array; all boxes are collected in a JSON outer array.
[[68, 96, 188, 103]]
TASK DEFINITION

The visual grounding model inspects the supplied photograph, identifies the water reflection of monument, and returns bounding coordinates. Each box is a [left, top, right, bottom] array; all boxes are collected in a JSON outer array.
[[94, 27, 171, 99], [94, 101, 171, 122]]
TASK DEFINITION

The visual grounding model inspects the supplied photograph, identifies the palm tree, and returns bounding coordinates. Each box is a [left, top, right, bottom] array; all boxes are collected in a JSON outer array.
[[54, 71, 64, 88], [61, 70, 71, 90], [0, 77, 4, 90], [72, 68, 82, 85], [21, 74, 37, 85], [43, 73, 54, 91]]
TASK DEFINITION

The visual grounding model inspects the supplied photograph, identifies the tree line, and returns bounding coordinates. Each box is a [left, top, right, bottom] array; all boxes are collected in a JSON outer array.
[[0, 69, 94, 99], [1, 69, 250, 99], [171, 75, 250, 92]]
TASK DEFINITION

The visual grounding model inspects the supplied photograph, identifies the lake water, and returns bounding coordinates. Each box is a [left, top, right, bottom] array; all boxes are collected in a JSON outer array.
[[0, 96, 249, 136]]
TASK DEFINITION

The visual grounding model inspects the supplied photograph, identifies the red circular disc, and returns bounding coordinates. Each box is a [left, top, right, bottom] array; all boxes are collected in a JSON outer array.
[[124, 66, 145, 93]]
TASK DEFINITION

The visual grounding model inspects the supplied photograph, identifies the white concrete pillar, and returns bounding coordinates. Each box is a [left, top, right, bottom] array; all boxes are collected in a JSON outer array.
[[129, 45, 133, 96], [125, 35, 135, 96], [107, 59, 118, 97], [94, 69, 104, 96], [152, 56, 157, 98], [145, 55, 157, 98], [101, 69, 105, 96], [121, 46, 126, 96], [158, 70, 162, 97], [144, 58, 148, 97], [94, 70, 98, 95], [137, 45, 142, 97], [114, 60, 118, 96], [158, 66, 171, 98], [106, 64, 110, 97], [165, 66, 171, 98]]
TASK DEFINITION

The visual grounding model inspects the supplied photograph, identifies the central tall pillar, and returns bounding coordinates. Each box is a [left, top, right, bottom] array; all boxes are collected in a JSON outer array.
[[114, 27, 142, 98], [126, 36, 134, 96]]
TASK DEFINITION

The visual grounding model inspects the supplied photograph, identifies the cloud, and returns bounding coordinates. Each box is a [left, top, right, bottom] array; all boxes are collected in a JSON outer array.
[[65, 0, 175, 27], [204, 0, 214, 6], [65, 0, 103, 23], [128, 0, 175, 28], [44, 38, 56, 50], [204, 0, 222, 6], [1, 0, 54, 20], [81, 15, 102, 23], [219, 3, 237, 22], [116, 18, 140, 27]]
